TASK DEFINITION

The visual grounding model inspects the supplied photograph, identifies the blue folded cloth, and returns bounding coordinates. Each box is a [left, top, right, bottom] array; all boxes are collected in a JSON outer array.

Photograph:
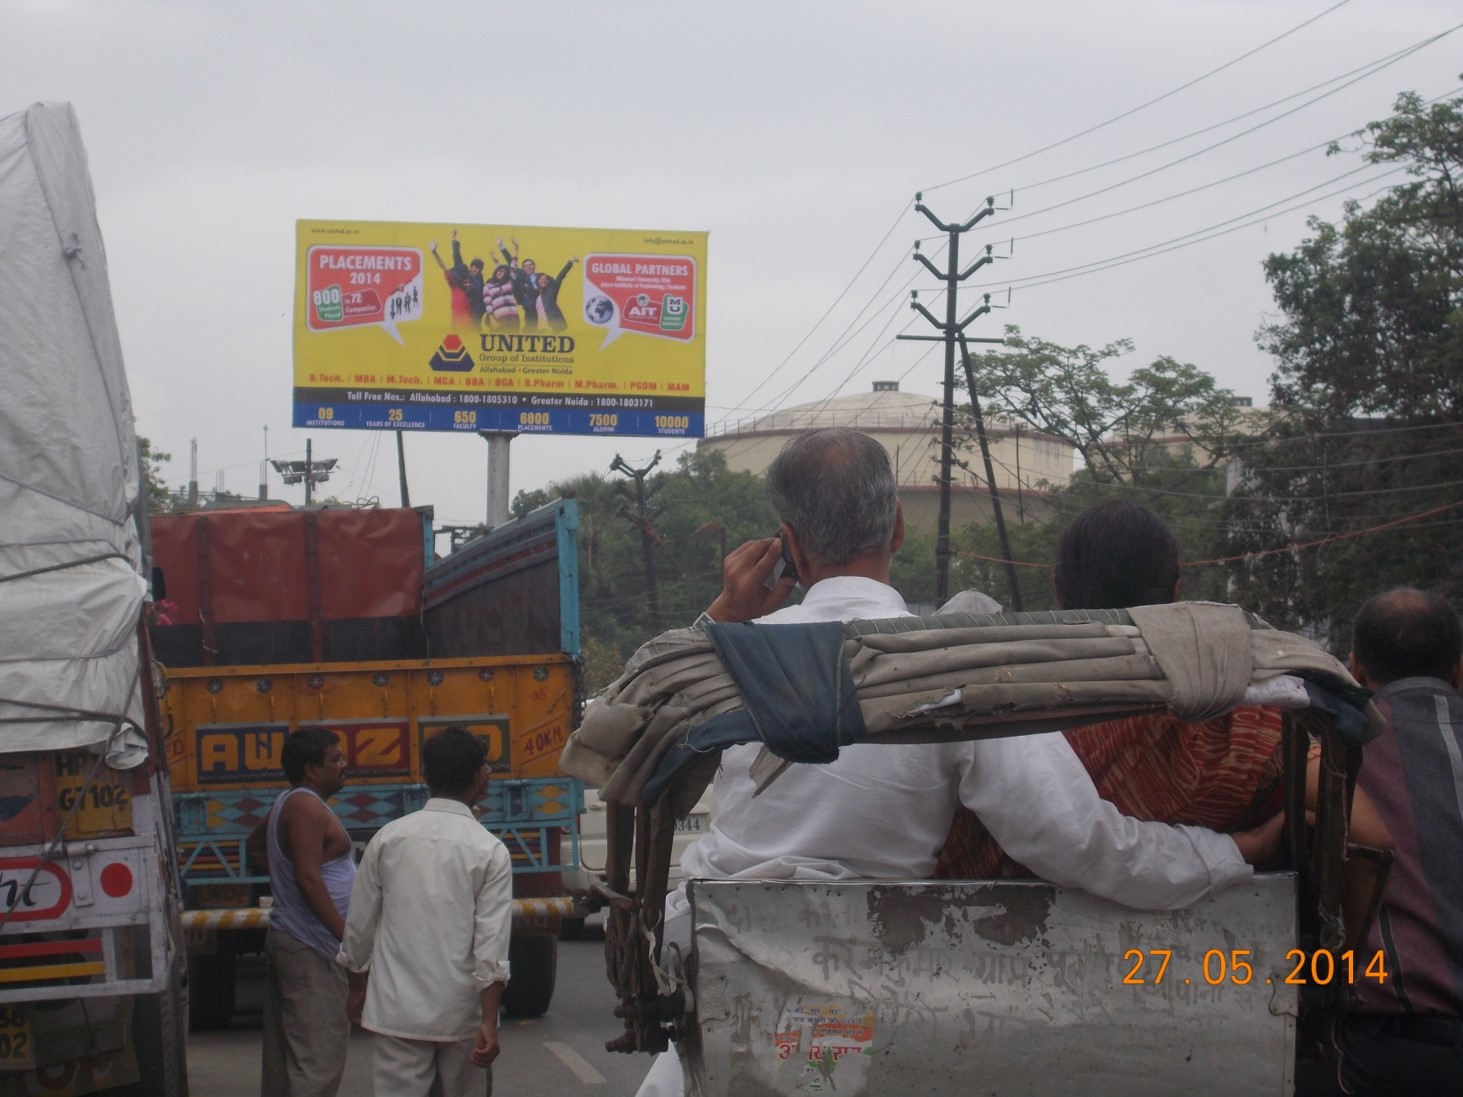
[[1298, 676, 1376, 748], [641, 621, 866, 804]]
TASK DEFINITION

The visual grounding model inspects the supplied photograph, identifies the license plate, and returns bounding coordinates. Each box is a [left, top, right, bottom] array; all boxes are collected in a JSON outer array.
[[0, 1004, 34, 1068], [675, 815, 705, 834], [54, 751, 132, 836]]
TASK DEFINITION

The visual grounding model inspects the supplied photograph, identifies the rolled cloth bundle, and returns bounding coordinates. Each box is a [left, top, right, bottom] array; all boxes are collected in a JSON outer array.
[[559, 602, 1376, 819]]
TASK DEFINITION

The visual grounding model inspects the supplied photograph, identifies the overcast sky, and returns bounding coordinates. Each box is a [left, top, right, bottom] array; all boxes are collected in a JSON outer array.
[[4, 0, 1459, 530]]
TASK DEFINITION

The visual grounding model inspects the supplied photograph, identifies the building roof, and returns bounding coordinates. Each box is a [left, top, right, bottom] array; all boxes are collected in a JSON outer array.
[[705, 382, 952, 439]]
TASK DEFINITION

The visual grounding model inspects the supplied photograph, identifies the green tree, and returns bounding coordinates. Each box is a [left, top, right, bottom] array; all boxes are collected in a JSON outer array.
[[510, 488, 552, 519], [530, 448, 963, 687], [951, 329, 1240, 611], [532, 451, 779, 692], [1225, 88, 1463, 645], [953, 455, 1234, 613], [137, 436, 173, 512], [1260, 90, 1462, 421], [890, 528, 941, 610], [960, 326, 1247, 487]]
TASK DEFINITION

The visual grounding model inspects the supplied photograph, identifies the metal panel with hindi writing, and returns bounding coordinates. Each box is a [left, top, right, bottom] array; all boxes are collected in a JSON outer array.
[[686, 876, 1297, 1095]]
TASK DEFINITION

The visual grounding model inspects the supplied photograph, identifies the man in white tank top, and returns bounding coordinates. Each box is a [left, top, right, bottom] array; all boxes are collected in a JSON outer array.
[[247, 728, 355, 1096]]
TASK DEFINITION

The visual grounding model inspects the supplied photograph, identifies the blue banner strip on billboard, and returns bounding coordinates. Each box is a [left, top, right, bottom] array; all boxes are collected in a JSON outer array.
[[292, 397, 703, 438]]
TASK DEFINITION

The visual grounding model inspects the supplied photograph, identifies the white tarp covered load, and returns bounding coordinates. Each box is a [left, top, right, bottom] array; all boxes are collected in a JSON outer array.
[[0, 102, 148, 766]]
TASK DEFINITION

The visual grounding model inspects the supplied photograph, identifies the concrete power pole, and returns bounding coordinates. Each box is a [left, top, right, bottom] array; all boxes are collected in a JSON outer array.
[[396, 431, 411, 509], [188, 438, 198, 508], [610, 451, 663, 624], [896, 194, 1004, 601]]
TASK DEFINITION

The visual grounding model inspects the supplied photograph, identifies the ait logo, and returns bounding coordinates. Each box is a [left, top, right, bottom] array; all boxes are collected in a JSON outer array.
[[624, 293, 660, 323], [428, 334, 473, 372]]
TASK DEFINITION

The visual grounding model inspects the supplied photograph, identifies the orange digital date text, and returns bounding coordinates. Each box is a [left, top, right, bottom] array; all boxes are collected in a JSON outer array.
[[1121, 948, 1387, 987]]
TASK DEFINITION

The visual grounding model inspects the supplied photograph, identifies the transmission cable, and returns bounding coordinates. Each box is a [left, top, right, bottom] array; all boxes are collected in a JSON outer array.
[[927, 35, 1460, 243], [922, 0, 1358, 193], [990, 33, 1461, 201]]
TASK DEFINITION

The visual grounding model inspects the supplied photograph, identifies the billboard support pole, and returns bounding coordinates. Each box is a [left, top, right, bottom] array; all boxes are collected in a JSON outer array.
[[481, 431, 517, 528]]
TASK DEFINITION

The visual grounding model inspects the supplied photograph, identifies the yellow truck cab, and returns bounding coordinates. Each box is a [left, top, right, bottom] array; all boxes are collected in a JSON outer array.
[[152, 500, 585, 1026]]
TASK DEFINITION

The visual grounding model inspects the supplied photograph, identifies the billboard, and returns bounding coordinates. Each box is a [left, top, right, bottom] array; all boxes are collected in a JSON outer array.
[[292, 220, 707, 438]]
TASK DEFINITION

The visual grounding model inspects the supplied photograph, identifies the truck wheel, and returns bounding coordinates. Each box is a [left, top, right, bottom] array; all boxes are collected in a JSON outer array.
[[118, 982, 191, 1097], [187, 950, 237, 1031], [501, 935, 557, 1018]]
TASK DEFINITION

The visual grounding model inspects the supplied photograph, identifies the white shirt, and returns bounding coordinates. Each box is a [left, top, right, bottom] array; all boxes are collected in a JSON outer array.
[[338, 798, 512, 1041], [672, 576, 1250, 917]]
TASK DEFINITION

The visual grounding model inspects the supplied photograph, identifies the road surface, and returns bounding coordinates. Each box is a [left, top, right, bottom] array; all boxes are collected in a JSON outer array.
[[185, 928, 655, 1095]]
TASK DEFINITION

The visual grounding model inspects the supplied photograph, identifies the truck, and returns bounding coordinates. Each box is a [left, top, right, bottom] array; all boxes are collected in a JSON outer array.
[[0, 102, 189, 1095], [571, 606, 1391, 1095], [149, 499, 585, 1027]]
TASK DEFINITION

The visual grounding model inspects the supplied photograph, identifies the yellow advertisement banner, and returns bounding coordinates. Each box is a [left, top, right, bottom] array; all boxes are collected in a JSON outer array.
[[292, 220, 707, 437]]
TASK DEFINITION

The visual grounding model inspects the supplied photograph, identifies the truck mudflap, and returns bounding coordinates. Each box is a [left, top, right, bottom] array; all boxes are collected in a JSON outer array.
[[684, 876, 1299, 1097]]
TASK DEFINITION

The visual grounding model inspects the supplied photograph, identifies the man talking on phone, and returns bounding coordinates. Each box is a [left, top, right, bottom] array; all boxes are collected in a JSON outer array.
[[635, 426, 1284, 1097]]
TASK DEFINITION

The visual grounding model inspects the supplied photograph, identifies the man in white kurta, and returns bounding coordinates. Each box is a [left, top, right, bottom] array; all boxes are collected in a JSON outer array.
[[638, 428, 1282, 1096], [340, 728, 512, 1097]]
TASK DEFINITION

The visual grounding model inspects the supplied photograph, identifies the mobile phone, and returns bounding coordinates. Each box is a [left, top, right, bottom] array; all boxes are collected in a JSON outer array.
[[764, 530, 799, 588]]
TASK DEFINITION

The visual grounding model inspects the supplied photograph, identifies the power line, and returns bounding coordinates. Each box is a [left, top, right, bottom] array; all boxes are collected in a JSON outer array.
[[754, 284, 914, 415], [969, 169, 1407, 293], [703, 300, 907, 467], [927, 33, 1463, 239], [1004, 146, 1392, 248], [705, 261, 937, 467], [692, 30, 1459, 488], [940, 447, 1463, 511], [801, 305, 926, 422], [949, 474, 1461, 534], [942, 79, 1463, 254], [685, 28, 1458, 529], [952, 499, 1463, 572], [1191, 500, 1463, 566], [992, 40, 1459, 199], [923, 0, 1359, 192], [948, 406, 1463, 476], [710, 205, 913, 425], [785, 93, 1455, 410], [704, 238, 934, 466], [1229, 444, 1463, 475], [932, 418, 1463, 509]]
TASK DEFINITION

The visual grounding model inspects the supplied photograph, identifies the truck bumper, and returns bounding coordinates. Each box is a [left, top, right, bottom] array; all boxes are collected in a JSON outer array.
[[181, 896, 577, 935]]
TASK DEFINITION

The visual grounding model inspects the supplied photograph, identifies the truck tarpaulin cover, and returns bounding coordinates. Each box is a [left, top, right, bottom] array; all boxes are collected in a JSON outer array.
[[0, 103, 148, 766], [149, 507, 429, 666]]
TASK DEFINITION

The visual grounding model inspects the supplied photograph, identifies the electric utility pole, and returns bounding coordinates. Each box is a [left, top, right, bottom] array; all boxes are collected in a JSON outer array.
[[270, 442, 336, 506], [396, 431, 411, 508], [611, 451, 664, 624], [896, 194, 1004, 601]]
